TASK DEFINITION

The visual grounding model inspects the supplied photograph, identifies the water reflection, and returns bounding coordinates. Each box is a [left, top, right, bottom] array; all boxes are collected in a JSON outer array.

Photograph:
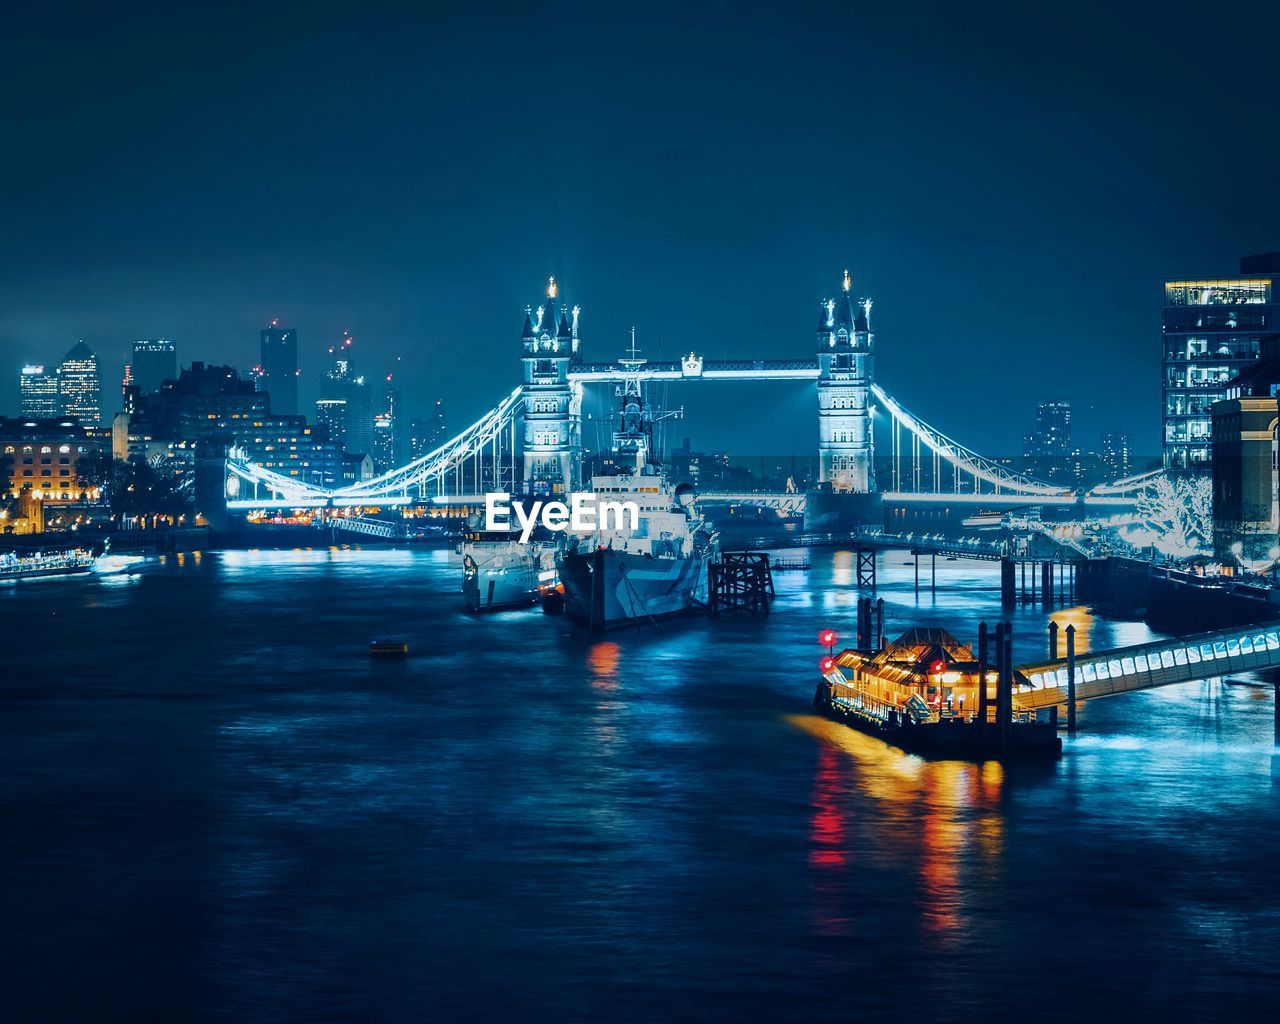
[[793, 714, 1007, 948], [587, 642, 620, 690], [5, 545, 1280, 1021]]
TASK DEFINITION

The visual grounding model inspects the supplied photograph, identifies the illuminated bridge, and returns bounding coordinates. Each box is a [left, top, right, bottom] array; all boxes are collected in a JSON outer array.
[[1015, 622, 1280, 711], [223, 274, 1161, 513]]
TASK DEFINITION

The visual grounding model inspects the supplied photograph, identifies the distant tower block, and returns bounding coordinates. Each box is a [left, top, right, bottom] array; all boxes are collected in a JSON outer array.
[[816, 269, 875, 493], [521, 276, 581, 493]]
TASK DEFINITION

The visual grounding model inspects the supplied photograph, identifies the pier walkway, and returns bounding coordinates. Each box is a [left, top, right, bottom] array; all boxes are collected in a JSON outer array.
[[1015, 621, 1280, 710]]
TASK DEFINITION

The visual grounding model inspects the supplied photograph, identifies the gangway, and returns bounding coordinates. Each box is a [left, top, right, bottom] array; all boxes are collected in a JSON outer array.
[[1015, 621, 1280, 710], [331, 516, 403, 540]]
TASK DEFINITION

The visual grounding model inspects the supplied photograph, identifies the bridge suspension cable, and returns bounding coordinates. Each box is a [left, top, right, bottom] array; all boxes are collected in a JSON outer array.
[[1083, 467, 1164, 497], [871, 384, 1073, 498], [226, 386, 524, 508]]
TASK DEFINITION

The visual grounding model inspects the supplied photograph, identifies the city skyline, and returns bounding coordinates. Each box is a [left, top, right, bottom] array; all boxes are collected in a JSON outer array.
[[2, 4, 1278, 455]]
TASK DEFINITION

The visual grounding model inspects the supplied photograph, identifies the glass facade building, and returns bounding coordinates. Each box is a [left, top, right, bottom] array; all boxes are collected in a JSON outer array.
[[259, 322, 298, 416], [56, 341, 102, 426], [1163, 256, 1277, 471], [19, 365, 59, 418]]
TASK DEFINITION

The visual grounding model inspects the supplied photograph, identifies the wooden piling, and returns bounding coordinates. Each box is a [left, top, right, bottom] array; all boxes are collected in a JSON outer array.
[[1066, 623, 1077, 735], [977, 621, 989, 727], [1001, 558, 1016, 608]]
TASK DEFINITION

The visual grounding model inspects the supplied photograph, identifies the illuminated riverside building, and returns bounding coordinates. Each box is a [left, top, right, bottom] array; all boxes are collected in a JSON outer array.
[[1211, 330, 1280, 562], [0, 417, 100, 500], [19, 365, 58, 418], [56, 341, 102, 426], [1163, 253, 1279, 471], [130, 338, 177, 395]]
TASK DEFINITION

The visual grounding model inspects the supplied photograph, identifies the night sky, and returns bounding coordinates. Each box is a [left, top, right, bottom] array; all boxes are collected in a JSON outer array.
[[2, 1, 1278, 458]]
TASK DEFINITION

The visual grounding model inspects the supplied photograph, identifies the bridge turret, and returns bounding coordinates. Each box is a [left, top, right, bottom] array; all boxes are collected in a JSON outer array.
[[816, 268, 875, 494], [521, 276, 580, 493]]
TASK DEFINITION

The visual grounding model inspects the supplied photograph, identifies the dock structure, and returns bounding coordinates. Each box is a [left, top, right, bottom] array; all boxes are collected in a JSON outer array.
[[816, 622, 1062, 758], [709, 551, 775, 616], [1015, 620, 1280, 713], [817, 617, 1280, 755], [736, 528, 1091, 608]]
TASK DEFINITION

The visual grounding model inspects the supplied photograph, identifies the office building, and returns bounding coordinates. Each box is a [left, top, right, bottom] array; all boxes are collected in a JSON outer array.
[[1163, 253, 1278, 471], [1211, 330, 1280, 562], [233, 414, 343, 488], [1023, 401, 1072, 458], [410, 400, 447, 458], [1022, 401, 1072, 481], [372, 377, 403, 471], [259, 321, 299, 415], [129, 362, 268, 444], [56, 341, 102, 426], [1100, 432, 1132, 479], [19, 365, 59, 418], [131, 338, 177, 394], [315, 332, 374, 458]]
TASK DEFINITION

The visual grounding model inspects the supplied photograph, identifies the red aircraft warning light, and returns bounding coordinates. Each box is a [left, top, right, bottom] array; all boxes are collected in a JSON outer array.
[[929, 659, 946, 675], [818, 629, 838, 648], [819, 656, 837, 674]]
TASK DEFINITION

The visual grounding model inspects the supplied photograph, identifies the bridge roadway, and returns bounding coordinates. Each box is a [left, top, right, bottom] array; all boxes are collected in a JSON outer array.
[[568, 359, 821, 383], [1015, 621, 1280, 710]]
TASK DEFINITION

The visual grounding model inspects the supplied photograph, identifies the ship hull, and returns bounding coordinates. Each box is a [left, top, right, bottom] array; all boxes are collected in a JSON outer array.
[[558, 547, 710, 630], [463, 561, 541, 612]]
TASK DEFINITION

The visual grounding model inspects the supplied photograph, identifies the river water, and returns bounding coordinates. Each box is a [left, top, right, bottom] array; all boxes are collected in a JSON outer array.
[[3, 547, 1279, 1022]]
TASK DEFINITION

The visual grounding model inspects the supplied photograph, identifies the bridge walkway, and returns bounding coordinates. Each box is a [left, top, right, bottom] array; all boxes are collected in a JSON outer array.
[[1015, 621, 1280, 710]]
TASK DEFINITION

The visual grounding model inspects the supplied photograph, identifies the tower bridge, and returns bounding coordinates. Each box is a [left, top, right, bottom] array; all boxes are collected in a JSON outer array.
[[222, 272, 1157, 516]]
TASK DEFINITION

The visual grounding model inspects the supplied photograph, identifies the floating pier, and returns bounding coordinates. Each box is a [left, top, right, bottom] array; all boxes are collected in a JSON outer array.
[[814, 621, 1062, 759]]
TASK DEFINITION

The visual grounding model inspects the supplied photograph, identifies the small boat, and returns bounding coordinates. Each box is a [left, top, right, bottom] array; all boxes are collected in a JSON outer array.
[[94, 553, 150, 575], [370, 638, 409, 657], [0, 548, 95, 582], [961, 510, 1004, 530]]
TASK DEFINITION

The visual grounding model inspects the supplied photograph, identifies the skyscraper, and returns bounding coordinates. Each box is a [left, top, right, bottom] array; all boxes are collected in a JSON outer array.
[[1022, 401, 1072, 482], [410, 400, 447, 458], [259, 320, 298, 415], [1100, 432, 1132, 479], [56, 341, 102, 425], [314, 331, 374, 458], [1023, 401, 1072, 459], [19, 365, 58, 417], [130, 338, 177, 394], [372, 376, 403, 470], [1163, 254, 1278, 471]]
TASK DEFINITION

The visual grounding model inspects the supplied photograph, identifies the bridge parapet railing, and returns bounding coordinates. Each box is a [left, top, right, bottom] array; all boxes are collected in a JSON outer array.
[[1017, 624, 1280, 708]]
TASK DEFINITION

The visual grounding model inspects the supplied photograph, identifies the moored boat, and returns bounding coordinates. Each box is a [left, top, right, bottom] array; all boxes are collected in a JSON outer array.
[[0, 548, 95, 582], [460, 527, 558, 612]]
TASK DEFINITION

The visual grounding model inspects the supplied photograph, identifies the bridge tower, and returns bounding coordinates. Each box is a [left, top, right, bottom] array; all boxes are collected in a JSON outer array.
[[521, 276, 581, 493], [817, 269, 875, 492]]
